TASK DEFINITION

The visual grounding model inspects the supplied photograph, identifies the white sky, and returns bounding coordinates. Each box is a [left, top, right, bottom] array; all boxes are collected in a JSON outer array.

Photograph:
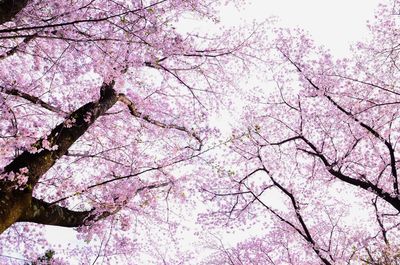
[[219, 0, 379, 57]]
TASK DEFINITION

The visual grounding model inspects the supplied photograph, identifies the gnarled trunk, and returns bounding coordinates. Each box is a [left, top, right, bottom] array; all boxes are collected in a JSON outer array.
[[0, 82, 118, 233], [0, 190, 31, 233]]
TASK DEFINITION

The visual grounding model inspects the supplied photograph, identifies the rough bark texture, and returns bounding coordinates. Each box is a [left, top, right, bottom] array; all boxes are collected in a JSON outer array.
[[18, 198, 93, 227], [0, 0, 29, 24], [0, 82, 118, 234], [0, 190, 31, 234]]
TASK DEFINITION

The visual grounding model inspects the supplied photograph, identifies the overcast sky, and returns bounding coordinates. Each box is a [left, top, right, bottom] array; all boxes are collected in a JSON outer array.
[[217, 0, 379, 57]]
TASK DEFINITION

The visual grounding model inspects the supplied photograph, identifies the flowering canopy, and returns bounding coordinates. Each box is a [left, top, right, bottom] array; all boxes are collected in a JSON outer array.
[[0, 0, 399, 264]]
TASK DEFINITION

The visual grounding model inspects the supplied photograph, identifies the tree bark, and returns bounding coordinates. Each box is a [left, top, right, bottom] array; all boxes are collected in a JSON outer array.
[[0, 0, 29, 24], [0, 82, 118, 234], [18, 198, 94, 227]]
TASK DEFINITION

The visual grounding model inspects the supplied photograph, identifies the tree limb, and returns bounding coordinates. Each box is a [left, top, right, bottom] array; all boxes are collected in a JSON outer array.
[[1, 86, 66, 115], [0, 82, 117, 234], [17, 197, 93, 227], [282, 52, 399, 195], [1, 81, 117, 191], [117, 93, 202, 150], [298, 136, 400, 212]]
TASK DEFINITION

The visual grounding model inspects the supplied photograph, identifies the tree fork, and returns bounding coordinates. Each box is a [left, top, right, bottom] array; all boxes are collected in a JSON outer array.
[[0, 82, 117, 234]]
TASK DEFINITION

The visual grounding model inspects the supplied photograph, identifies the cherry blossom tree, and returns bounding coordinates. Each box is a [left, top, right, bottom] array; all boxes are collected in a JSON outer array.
[[2, 0, 400, 264], [200, 1, 400, 264], [0, 0, 257, 263]]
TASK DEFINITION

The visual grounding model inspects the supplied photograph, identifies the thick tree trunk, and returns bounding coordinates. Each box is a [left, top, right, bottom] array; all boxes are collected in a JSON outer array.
[[0, 190, 31, 233], [0, 0, 29, 24], [0, 82, 118, 234]]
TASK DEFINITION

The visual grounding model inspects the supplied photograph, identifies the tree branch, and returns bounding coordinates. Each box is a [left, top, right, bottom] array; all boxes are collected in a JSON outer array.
[[17, 197, 93, 227], [117, 93, 202, 150], [298, 136, 400, 212], [0, 34, 36, 59], [1, 86, 66, 115], [282, 52, 399, 195], [0, 81, 118, 233], [1, 81, 118, 191], [19, 182, 172, 227]]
